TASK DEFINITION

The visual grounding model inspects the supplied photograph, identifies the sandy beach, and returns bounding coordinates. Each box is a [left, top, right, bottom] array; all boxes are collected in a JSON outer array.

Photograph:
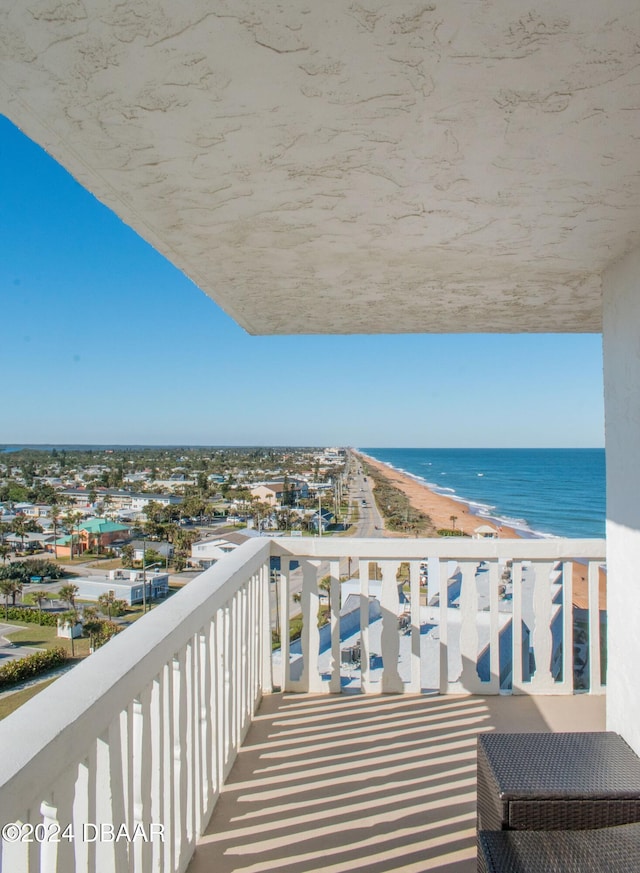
[[355, 451, 522, 539]]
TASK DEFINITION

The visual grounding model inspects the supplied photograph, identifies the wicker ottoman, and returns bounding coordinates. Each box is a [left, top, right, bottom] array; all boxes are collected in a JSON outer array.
[[478, 823, 640, 872], [477, 732, 640, 831]]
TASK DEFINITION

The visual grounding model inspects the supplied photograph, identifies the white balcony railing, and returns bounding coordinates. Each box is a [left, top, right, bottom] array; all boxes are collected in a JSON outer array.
[[0, 537, 273, 873], [0, 536, 605, 872], [273, 537, 606, 697]]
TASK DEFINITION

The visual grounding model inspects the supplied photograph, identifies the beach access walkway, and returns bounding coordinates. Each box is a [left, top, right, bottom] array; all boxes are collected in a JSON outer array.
[[187, 692, 604, 873]]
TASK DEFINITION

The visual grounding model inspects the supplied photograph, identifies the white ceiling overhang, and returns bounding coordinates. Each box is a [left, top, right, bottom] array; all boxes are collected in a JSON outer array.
[[2, 1, 640, 334]]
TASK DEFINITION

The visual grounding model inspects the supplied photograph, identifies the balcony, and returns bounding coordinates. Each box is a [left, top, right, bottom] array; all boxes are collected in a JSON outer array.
[[0, 535, 606, 872]]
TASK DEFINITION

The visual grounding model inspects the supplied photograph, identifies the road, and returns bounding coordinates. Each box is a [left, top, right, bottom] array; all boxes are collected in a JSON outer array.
[[346, 452, 385, 537]]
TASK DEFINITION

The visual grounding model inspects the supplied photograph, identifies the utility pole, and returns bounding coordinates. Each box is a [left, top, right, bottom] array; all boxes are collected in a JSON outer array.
[[142, 534, 147, 613]]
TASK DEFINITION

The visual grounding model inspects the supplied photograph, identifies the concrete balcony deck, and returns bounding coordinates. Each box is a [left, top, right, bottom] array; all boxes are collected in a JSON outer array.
[[189, 692, 605, 873], [0, 537, 606, 872]]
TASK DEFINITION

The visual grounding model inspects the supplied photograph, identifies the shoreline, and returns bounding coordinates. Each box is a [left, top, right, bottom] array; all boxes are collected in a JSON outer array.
[[355, 450, 522, 539], [353, 450, 606, 609]]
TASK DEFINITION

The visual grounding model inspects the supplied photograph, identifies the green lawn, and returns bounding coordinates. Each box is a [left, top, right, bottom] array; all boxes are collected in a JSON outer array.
[[0, 677, 59, 721], [2, 622, 91, 657]]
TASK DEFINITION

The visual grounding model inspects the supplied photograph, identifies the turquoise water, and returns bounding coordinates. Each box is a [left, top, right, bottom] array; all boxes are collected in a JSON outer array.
[[360, 448, 605, 539]]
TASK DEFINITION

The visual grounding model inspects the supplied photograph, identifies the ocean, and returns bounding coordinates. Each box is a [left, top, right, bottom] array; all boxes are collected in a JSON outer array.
[[360, 448, 605, 539]]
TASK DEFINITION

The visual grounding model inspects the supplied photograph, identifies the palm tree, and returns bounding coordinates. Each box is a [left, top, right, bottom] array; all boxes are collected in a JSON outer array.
[[98, 589, 116, 619], [61, 609, 78, 657], [13, 515, 28, 553], [59, 583, 79, 610], [27, 589, 49, 625], [62, 511, 83, 560], [0, 579, 14, 619], [81, 605, 101, 651], [0, 545, 10, 565], [9, 579, 23, 607], [50, 505, 61, 560], [450, 515, 457, 531], [0, 521, 10, 548]]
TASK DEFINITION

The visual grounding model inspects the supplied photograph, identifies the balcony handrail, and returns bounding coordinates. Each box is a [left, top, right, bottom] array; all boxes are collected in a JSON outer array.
[[272, 535, 606, 561], [0, 536, 271, 827]]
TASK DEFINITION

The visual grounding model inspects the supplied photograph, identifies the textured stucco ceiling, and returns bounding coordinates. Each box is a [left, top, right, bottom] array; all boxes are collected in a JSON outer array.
[[2, 1, 640, 334]]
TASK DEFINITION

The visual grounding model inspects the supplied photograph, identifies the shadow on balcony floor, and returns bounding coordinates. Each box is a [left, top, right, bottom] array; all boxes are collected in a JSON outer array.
[[188, 692, 605, 873]]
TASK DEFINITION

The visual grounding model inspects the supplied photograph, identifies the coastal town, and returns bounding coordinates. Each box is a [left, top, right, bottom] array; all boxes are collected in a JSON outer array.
[[0, 444, 525, 716]]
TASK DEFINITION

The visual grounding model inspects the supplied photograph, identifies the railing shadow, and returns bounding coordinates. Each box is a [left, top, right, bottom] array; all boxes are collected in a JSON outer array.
[[188, 690, 603, 873]]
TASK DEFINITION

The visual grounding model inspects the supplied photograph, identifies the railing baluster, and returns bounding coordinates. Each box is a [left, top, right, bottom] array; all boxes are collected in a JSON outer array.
[[240, 583, 249, 733], [197, 630, 209, 831], [279, 557, 291, 691], [161, 662, 174, 872], [214, 609, 224, 799], [561, 561, 574, 694], [359, 559, 370, 693], [438, 558, 449, 694], [132, 691, 152, 872], [172, 652, 188, 871], [589, 560, 605, 694], [149, 674, 165, 873], [488, 560, 500, 693], [329, 559, 341, 693], [294, 559, 323, 692], [380, 560, 403, 693], [512, 560, 524, 693], [39, 801, 60, 873], [409, 560, 421, 693], [528, 561, 556, 693], [260, 564, 273, 695]]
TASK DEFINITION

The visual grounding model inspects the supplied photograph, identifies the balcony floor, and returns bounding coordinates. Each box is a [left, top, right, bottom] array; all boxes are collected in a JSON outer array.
[[188, 692, 605, 873]]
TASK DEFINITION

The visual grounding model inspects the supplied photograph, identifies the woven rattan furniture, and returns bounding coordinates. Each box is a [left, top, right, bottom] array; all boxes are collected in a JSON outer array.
[[477, 732, 640, 831], [477, 823, 640, 872]]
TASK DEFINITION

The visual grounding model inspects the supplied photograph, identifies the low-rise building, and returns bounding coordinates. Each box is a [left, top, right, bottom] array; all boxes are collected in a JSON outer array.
[[250, 479, 309, 506], [53, 518, 131, 557], [72, 569, 170, 605], [6, 531, 54, 552], [129, 540, 173, 563]]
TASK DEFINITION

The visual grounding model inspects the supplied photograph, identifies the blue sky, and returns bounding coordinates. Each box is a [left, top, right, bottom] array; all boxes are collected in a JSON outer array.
[[0, 116, 604, 448]]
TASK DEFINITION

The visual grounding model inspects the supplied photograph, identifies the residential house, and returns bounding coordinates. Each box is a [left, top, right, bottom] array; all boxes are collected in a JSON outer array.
[[6, 531, 54, 553], [189, 531, 252, 569], [250, 479, 309, 507], [129, 540, 173, 564], [309, 508, 335, 533], [53, 518, 131, 558]]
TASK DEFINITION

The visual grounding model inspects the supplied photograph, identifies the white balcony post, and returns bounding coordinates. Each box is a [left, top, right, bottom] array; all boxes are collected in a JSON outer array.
[[359, 559, 370, 693], [279, 558, 291, 691], [409, 560, 421, 693], [603, 247, 640, 752], [588, 561, 604, 695], [380, 560, 403, 693], [488, 560, 500, 693], [329, 559, 341, 693], [438, 559, 449, 694], [511, 561, 524, 693], [560, 561, 574, 694]]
